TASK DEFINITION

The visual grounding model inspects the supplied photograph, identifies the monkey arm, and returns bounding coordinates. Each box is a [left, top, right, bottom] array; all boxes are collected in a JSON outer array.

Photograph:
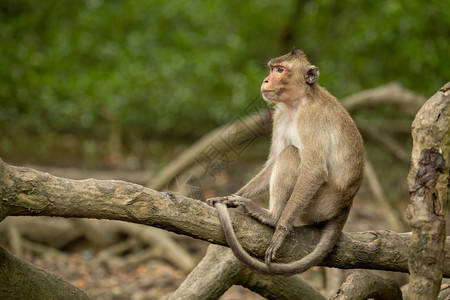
[[228, 161, 278, 226], [279, 144, 329, 228], [207, 195, 277, 227], [207, 161, 277, 226], [266, 151, 328, 264], [234, 161, 274, 199], [207, 162, 273, 206]]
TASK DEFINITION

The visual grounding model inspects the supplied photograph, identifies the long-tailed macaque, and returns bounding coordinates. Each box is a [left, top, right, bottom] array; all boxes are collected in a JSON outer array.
[[207, 48, 365, 275]]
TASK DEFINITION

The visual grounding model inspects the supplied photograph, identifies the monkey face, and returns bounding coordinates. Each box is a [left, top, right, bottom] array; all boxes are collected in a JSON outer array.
[[261, 49, 319, 105], [261, 63, 287, 102], [261, 62, 305, 104]]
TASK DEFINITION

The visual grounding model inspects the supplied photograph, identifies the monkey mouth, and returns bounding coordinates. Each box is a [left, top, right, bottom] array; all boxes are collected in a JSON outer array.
[[261, 90, 277, 102], [262, 90, 276, 98]]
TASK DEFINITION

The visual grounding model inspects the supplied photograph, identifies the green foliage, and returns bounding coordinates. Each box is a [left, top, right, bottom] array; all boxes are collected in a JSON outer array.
[[0, 0, 448, 144]]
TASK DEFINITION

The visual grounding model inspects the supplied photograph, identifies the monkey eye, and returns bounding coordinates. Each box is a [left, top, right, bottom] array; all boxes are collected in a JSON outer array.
[[276, 66, 285, 73]]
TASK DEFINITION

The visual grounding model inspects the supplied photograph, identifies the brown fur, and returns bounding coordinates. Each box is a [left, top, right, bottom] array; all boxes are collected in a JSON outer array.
[[208, 49, 364, 275]]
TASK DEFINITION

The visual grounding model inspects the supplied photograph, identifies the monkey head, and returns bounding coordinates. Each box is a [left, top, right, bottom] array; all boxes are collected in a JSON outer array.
[[261, 48, 319, 104]]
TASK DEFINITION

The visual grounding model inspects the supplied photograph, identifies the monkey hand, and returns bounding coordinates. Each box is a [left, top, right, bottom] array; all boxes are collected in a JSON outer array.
[[265, 226, 289, 265], [207, 194, 250, 209], [207, 195, 240, 208]]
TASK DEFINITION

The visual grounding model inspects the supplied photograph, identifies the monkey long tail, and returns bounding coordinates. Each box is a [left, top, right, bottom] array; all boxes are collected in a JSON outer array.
[[215, 202, 346, 275]]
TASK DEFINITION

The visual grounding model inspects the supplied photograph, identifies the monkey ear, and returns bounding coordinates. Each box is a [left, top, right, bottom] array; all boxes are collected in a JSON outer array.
[[305, 65, 319, 85]]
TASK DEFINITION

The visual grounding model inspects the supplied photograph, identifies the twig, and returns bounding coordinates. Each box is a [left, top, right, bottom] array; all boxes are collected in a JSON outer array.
[[93, 238, 139, 265], [358, 122, 410, 163], [364, 158, 408, 232], [6, 224, 22, 257], [107, 249, 158, 270], [324, 268, 343, 298], [108, 222, 196, 272]]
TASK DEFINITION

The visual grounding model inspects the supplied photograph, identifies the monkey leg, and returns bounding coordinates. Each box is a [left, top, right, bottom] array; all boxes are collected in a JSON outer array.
[[267, 145, 334, 265], [265, 225, 290, 265], [240, 145, 301, 227], [209, 145, 301, 228], [265, 145, 301, 227]]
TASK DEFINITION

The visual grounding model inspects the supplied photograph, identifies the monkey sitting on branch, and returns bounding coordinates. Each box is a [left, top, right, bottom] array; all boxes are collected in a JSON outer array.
[[207, 48, 365, 275]]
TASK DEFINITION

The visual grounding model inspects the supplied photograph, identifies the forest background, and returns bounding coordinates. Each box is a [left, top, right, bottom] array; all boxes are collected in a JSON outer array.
[[1, 0, 448, 169], [0, 1, 449, 298]]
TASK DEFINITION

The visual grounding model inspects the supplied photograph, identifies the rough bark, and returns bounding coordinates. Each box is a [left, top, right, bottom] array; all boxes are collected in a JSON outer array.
[[407, 82, 450, 300], [0, 245, 91, 300], [170, 244, 325, 300], [438, 284, 450, 300], [1, 157, 450, 276], [238, 257, 325, 300], [407, 82, 450, 185], [331, 270, 402, 300], [168, 245, 243, 300]]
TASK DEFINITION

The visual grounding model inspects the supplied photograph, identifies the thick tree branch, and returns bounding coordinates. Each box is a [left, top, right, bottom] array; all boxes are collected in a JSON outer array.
[[168, 245, 242, 300], [0, 245, 91, 299], [170, 244, 325, 300], [1, 157, 450, 276], [331, 270, 402, 300]]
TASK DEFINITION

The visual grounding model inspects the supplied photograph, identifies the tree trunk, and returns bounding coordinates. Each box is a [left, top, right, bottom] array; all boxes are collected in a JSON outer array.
[[407, 82, 450, 299]]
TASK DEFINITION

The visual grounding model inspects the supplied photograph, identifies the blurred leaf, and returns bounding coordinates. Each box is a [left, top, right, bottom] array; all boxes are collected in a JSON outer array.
[[0, 0, 448, 144]]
